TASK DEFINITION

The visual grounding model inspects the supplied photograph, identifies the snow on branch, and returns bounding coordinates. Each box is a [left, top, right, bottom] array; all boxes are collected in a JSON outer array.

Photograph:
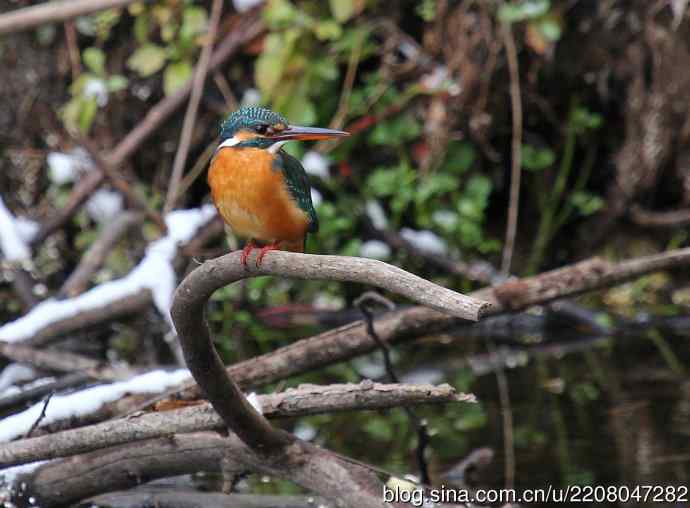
[[0, 205, 216, 343], [0, 369, 191, 443], [0, 197, 37, 263], [0, 381, 470, 467]]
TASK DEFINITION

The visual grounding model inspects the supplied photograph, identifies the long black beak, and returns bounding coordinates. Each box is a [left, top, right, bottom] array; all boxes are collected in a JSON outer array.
[[270, 125, 350, 141]]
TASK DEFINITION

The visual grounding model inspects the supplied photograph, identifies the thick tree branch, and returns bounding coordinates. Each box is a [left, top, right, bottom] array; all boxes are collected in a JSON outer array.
[[172, 251, 486, 452], [7, 248, 688, 414], [0, 381, 467, 467], [0, 342, 127, 380], [10, 433, 237, 507], [0, 0, 141, 34], [160, 246, 690, 404], [170, 251, 486, 507]]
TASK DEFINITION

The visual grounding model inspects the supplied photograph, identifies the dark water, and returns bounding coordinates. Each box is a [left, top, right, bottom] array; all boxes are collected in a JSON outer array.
[[275, 310, 690, 506]]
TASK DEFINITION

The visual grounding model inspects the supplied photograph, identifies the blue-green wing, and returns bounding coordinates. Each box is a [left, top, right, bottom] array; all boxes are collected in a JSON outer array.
[[275, 150, 319, 233]]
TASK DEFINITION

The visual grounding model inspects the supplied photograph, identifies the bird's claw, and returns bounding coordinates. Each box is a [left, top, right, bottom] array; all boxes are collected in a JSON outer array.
[[240, 241, 256, 267], [256, 243, 280, 267]]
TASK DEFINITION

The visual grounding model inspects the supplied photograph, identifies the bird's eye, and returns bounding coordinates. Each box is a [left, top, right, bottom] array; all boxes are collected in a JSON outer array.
[[255, 124, 269, 135]]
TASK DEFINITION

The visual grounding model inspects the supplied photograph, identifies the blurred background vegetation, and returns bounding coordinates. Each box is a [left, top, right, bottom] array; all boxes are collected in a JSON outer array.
[[1, 0, 690, 503]]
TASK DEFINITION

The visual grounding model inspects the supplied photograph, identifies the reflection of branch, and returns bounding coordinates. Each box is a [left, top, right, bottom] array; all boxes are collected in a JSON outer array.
[[355, 292, 431, 485], [0, 381, 467, 467], [90, 492, 328, 508], [171, 250, 486, 505]]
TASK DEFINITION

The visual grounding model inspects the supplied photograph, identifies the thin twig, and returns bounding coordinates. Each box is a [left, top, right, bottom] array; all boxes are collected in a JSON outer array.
[[59, 211, 143, 297], [500, 22, 523, 275], [354, 292, 432, 486], [31, 171, 104, 247], [212, 71, 239, 111], [77, 136, 168, 233], [26, 393, 53, 438], [172, 138, 219, 208], [164, 0, 224, 214], [31, 15, 264, 245], [63, 20, 81, 81], [108, 13, 264, 169], [487, 339, 515, 490]]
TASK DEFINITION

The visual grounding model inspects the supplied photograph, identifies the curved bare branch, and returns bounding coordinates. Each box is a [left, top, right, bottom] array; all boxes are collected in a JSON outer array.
[[170, 250, 488, 506]]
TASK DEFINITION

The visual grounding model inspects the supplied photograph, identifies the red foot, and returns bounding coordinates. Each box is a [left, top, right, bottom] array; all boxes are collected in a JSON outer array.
[[240, 241, 256, 267], [256, 242, 280, 267]]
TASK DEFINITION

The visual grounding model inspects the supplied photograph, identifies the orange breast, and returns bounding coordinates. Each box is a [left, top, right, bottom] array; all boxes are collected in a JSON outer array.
[[208, 147, 309, 243]]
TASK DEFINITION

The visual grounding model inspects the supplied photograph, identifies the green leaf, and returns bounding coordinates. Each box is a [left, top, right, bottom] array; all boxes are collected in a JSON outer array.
[[521, 144, 555, 171], [78, 97, 98, 134], [443, 141, 476, 173], [107, 75, 128, 92], [571, 107, 603, 133], [264, 0, 298, 28], [127, 43, 167, 77], [498, 0, 550, 23], [180, 6, 208, 41], [464, 174, 492, 203], [83, 47, 106, 75], [329, 0, 355, 22], [61, 97, 82, 132], [536, 16, 562, 41], [415, 0, 436, 22], [133, 14, 149, 43], [363, 418, 393, 440], [368, 166, 409, 197], [314, 20, 342, 41], [369, 114, 421, 147], [69, 74, 92, 96], [415, 173, 459, 204], [163, 61, 192, 96], [282, 90, 316, 126], [255, 33, 287, 96], [570, 191, 604, 216]]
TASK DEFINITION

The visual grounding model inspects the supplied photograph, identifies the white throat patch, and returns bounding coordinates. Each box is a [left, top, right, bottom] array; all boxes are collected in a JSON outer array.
[[217, 136, 241, 150], [268, 140, 287, 154]]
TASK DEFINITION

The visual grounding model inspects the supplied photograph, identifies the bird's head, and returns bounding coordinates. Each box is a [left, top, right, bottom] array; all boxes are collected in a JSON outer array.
[[218, 106, 348, 153]]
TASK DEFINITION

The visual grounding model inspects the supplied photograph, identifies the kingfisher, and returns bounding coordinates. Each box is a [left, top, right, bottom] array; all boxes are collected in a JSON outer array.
[[208, 107, 349, 266]]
